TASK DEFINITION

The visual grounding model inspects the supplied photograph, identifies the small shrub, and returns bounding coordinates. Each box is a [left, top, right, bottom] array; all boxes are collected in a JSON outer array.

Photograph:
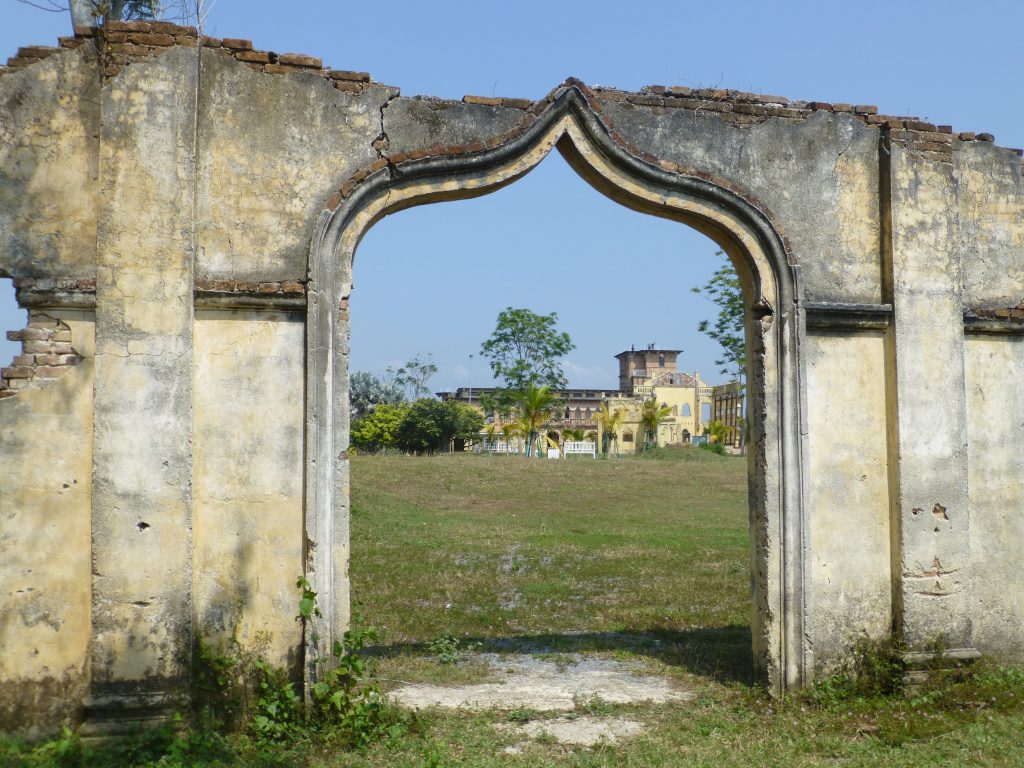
[[425, 634, 463, 665], [808, 635, 906, 705], [700, 441, 727, 456], [251, 659, 303, 742]]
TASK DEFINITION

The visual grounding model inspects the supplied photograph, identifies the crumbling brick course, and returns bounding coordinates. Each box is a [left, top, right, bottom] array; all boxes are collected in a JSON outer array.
[[0, 312, 81, 399]]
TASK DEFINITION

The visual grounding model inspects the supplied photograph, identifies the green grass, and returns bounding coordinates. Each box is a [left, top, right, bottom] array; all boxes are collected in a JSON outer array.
[[5, 448, 1024, 767], [351, 449, 751, 648]]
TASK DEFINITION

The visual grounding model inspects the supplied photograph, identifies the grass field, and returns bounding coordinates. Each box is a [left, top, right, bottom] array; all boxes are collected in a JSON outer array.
[[5, 447, 1024, 767]]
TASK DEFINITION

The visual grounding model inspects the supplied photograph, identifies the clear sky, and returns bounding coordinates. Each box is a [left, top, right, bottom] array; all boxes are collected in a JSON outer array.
[[3, 1, 1023, 389]]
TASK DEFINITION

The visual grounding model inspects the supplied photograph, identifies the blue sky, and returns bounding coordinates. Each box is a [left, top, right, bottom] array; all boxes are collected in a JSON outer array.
[[3, 1, 1023, 389]]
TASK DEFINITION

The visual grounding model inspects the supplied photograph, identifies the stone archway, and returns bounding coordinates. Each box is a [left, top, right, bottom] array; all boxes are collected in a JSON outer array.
[[309, 83, 810, 694]]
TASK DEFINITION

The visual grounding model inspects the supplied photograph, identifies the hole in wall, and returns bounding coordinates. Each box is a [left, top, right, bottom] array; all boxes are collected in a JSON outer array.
[[0, 277, 27, 368]]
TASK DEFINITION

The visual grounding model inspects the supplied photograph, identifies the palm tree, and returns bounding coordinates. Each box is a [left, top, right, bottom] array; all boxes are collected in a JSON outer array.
[[641, 398, 673, 452], [595, 402, 623, 458], [500, 422, 519, 454], [483, 424, 498, 453], [513, 385, 558, 458]]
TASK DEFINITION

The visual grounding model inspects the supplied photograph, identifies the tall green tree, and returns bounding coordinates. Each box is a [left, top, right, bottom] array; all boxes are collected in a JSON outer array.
[[480, 308, 575, 392], [692, 252, 747, 453], [349, 371, 404, 419], [393, 355, 438, 401], [691, 252, 746, 381], [396, 398, 483, 454]]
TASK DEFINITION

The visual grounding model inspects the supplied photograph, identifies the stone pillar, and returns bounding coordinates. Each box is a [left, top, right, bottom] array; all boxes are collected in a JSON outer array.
[[886, 144, 976, 656], [86, 48, 198, 732]]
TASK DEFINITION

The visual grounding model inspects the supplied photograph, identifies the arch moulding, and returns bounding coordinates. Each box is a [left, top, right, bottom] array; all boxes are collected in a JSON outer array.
[[307, 82, 812, 695]]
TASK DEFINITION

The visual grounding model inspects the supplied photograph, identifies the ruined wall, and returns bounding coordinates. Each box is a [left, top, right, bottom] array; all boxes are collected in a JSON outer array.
[[0, 310, 93, 734], [805, 332, 892, 671], [1, 19, 1023, 733], [193, 310, 306, 673]]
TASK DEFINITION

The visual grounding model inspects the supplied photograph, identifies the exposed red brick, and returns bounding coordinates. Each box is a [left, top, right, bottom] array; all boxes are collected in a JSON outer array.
[[327, 69, 368, 83], [333, 80, 361, 93], [463, 95, 502, 107], [281, 281, 305, 293], [806, 101, 833, 111], [222, 38, 253, 50], [129, 32, 175, 46], [200, 36, 222, 47], [278, 52, 322, 68], [501, 97, 532, 109], [755, 94, 789, 105], [104, 20, 147, 31], [234, 50, 270, 63], [1, 367, 32, 379], [958, 132, 977, 141], [258, 282, 281, 294], [73, 25, 98, 37], [176, 36, 197, 48], [977, 133, 995, 142], [667, 85, 693, 97], [832, 103, 854, 113], [854, 105, 878, 114]]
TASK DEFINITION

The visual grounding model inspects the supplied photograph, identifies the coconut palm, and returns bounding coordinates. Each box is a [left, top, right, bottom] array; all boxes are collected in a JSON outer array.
[[641, 398, 673, 451], [513, 385, 558, 458], [500, 422, 519, 453], [483, 424, 498, 453], [595, 402, 624, 458]]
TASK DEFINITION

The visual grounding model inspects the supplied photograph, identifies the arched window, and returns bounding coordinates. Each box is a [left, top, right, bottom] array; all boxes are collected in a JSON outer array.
[[622, 431, 634, 443], [574, 407, 581, 419], [681, 404, 692, 417]]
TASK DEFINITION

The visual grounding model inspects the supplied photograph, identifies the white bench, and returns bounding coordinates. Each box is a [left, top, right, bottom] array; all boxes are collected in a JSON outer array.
[[564, 440, 597, 458]]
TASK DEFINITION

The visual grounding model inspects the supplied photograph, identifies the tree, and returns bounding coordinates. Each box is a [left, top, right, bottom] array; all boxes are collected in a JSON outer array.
[[396, 399, 484, 455], [512, 385, 559, 458], [500, 422, 520, 453], [691, 252, 746, 381], [693, 252, 747, 454], [480, 308, 575, 392], [350, 403, 407, 453], [349, 371, 404, 419], [23, 0, 213, 27], [641, 398, 673, 451], [595, 402, 623, 458], [393, 355, 438, 401]]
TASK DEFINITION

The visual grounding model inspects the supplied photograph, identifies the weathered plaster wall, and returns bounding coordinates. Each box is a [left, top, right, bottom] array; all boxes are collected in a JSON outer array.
[[0, 311, 93, 733], [193, 310, 305, 674], [887, 148, 973, 651], [965, 337, 1024, 659], [89, 46, 197, 714], [805, 332, 892, 671], [0, 45, 98, 279], [957, 142, 1024, 309], [598, 105, 882, 305], [196, 52, 392, 282]]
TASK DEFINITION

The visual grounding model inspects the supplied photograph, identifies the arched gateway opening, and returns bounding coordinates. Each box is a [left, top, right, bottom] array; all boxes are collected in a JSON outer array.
[[308, 82, 809, 694]]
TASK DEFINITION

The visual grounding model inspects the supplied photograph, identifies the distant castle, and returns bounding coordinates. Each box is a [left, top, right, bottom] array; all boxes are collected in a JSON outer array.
[[437, 344, 743, 452]]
